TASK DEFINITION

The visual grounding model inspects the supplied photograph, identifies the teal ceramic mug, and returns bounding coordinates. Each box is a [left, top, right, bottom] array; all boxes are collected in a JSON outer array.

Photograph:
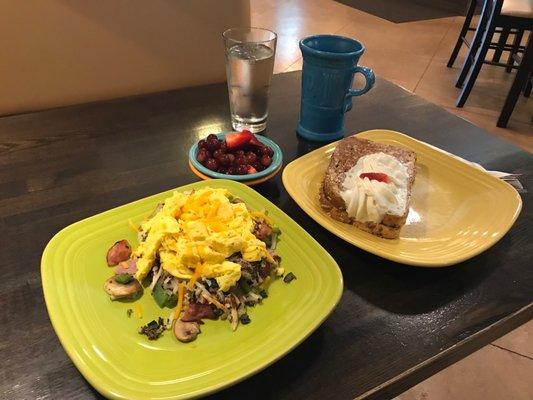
[[297, 35, 375, 141]]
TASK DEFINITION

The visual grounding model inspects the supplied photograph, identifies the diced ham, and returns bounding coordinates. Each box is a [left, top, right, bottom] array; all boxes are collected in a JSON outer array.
[[253, 221, 273, 241], [106, 240, 132, 266], [181, 303, 216, 322], [114, 259, 137, 275]]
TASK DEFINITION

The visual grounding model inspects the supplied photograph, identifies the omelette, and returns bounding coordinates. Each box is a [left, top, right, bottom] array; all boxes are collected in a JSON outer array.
[[134, 187, 273, 291]]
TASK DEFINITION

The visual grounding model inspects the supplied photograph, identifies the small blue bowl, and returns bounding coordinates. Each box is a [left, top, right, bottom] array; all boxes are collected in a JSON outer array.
[[189, 133, 283, 181]]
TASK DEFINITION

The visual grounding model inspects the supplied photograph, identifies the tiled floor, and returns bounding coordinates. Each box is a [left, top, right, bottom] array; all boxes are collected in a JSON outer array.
[[252, 0, 532, 152], [252, 1, 532, 398]]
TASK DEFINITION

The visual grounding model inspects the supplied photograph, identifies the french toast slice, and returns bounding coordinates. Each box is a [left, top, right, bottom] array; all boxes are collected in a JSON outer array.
[[319, 136, 416, 239]]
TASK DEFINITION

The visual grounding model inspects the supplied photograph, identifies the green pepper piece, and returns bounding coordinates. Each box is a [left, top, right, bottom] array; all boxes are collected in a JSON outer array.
[[152, 285, 170, 308], [166, 292, 178, 308], [114, 274, 133, 284], [239, 279, 252, 294]]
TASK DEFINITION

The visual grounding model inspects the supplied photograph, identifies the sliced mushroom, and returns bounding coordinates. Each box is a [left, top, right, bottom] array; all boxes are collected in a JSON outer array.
[[104, 277, 142, 300], [173, 320, 200, 343]]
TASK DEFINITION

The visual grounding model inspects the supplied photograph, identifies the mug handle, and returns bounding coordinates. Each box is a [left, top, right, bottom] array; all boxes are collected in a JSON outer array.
[[344, 66, 375, 113]]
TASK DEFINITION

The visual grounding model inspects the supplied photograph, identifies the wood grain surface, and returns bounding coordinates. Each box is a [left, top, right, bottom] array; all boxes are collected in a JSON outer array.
[[0, 72, 531, 400]]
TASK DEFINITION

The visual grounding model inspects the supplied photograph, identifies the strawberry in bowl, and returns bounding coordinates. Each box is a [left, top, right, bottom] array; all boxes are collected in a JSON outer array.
[[189, 131, 283, 182]]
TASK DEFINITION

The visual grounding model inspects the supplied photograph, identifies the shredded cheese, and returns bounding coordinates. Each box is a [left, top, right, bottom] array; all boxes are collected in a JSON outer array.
[[187, 263, 204, 289], [172, 283, 185, 322], [251, 211, 273, 226], [134, 303, 143, 319]]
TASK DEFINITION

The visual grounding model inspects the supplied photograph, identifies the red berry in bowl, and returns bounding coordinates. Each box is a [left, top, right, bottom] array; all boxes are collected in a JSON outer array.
[[235, 156, 246, 166], [261, 146, 274, 157], [196, 149, 208, 163], [252, 161, 264, 172], [245, 151, 257, 164], [227, 153, 235, 164], [247, 165, 258, 174], [219, 154, 230, 166], [260, 155, 272, 167], [213, 149, 224, 159], [207, 134, 218, 142], [206, 138, 220, 152], [225, 131, 253, 149], [198, 139, 208, 150], [235, 150, 245, 157], [236, 164, 248, 175], [205, 158, 219, 171], [249, 135, 263, 147]]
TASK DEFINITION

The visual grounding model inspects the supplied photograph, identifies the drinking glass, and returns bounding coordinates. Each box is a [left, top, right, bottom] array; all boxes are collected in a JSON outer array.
[[223, 27, 277, 133]]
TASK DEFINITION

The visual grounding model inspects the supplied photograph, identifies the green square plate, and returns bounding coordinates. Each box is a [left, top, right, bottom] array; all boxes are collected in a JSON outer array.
[[42, 179, 343, 399]]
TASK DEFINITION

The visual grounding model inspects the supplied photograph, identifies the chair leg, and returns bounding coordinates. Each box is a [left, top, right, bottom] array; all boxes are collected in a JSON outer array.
[[492, 26, 510, 62], [456, 0, 492, 88], [448, 0, 478, 68], [456, 7, 499, 107], [506, 29, 524, 73], [497, 34, 533, 127], [523, 73, 531, 97]]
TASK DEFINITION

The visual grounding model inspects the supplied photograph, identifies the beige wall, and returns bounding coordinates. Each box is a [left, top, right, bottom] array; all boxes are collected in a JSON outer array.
[[0, 0, 250, 116]]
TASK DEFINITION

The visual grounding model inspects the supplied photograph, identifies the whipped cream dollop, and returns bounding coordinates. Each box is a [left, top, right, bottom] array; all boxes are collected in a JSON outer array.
[[340, 152, 409, 223]]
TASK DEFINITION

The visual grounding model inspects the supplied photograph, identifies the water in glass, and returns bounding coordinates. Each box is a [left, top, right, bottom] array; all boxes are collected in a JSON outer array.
[[226, 43, 275, 132]]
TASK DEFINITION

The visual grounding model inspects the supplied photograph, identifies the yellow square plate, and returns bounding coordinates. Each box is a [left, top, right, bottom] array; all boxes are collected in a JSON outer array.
[[282, 129, 522, 267], [41, 179, 343, 399]]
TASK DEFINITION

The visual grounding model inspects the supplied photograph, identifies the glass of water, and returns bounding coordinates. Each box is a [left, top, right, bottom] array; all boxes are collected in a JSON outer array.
[[223, 27, 277, 133]]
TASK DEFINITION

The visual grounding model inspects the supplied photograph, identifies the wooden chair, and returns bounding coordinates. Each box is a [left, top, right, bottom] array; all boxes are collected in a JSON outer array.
[[497, 32, 532, 126], [455, 0, 532, 111], [448, 0, 525, 72]]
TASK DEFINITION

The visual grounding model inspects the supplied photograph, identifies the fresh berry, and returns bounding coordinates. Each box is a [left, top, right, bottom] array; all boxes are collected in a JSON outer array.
[[220, 141, 227, 152], [261, 146, 273, 157], [227, 153, 235, 164], [236, 164, 248, 175], [198, 139, 208, 150], [245, 151, 257, 164], [205, 158, 219, 171], [235, 150, 245, 157], [235, 156, 246, 166], [225, 130, 253, 149], [247, 165, 258, 174], [206, 138, 221, 152], [196, 149, 208, 163], [359, 172, 390, 183], [252, 161, 264, 172], [218, 154, 230, 166], [260, 154, 272, 167], [248, 133, 263, 147], [207, 134, 218, 142], [228, 166, 238, 175], [213, 149, 224, 159], [217, 167, 227, 174]]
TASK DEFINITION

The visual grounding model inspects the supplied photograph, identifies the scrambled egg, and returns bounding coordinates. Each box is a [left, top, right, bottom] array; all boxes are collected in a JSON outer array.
[[133, 188, 270, 291]]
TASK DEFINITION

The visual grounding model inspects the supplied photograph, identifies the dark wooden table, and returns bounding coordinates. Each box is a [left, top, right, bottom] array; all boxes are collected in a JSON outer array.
[[1, 72, 531, 400]]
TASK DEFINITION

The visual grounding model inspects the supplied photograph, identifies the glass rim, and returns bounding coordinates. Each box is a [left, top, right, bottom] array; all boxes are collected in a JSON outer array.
[[222, 27, 277, 44]]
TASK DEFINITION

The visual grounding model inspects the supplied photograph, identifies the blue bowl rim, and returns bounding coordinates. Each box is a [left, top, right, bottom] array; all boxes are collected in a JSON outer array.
[[188, 132, 283, 181]]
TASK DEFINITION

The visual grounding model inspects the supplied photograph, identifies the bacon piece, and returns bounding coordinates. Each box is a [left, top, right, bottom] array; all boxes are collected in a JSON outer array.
[[181, 303, 216, 322]]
